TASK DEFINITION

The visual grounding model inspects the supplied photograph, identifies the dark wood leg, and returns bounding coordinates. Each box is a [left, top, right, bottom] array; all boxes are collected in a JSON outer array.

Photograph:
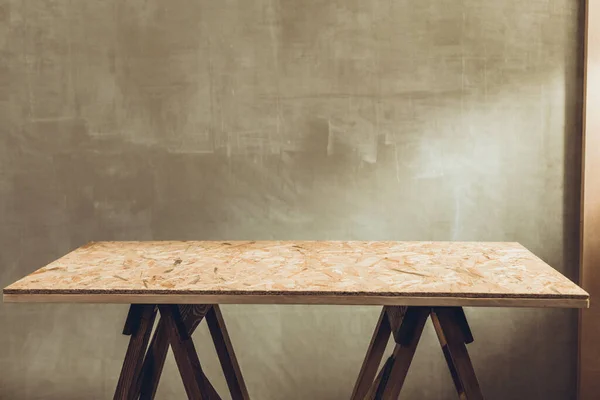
[[352, 306, 484, 400], [432, 307, 483, 400], [350, 307, 394, 400], [368, 356, 395, 400], [206, 305, 250, 400], [379, 307, 430, 400], [158, 305, 212, 400], [138, 305, 213, 400], [114, 304, 157, 400], [138, 318, 169, 400], [115, 304, 243, 400]]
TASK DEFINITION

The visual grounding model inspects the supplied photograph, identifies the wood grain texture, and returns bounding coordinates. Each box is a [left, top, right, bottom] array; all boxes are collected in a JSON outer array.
[[114, 305, 157, 400], [2, 241, 589, 307], [580, 1, 600, 398]]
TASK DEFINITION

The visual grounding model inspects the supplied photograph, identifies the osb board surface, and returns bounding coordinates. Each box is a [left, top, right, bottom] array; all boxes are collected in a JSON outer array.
[[3, 241, 588, 307]]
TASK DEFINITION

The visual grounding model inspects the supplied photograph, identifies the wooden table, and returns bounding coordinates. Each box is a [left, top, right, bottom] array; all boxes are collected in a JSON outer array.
[[3, 241, 589, 400]]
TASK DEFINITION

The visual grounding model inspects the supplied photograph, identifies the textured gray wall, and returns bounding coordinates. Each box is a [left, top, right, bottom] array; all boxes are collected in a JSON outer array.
[[0, 1, 583, 399]]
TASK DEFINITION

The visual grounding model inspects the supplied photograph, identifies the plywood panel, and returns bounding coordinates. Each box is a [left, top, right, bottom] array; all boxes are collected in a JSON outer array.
[[3, 241, 588, 307]]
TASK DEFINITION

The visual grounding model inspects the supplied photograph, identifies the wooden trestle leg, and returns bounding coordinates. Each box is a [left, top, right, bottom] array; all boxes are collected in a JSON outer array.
[[431, 308, 483, 400], [351, 306, 484, 400], [114, 305, 158, 400], [113, 304, 249, 400]]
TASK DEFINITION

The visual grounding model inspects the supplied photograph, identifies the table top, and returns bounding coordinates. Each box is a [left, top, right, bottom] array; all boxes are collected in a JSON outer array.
[[2, 241, 589, 308]]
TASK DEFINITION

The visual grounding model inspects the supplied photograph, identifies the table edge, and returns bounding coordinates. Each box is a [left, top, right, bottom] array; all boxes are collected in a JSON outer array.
[[3, 293, 589, 308]]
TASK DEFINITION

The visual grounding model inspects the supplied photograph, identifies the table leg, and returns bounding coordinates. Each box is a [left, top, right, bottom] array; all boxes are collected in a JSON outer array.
[[351, 307, 394, 400], [364, 356, 394, 400], [351, 306, 484, 400], [378, 307, 430, 400], [114, 304, 247, 400], [114, 305, 158, 400], [206, 305, 250, 400], [431, 307, 483, 400], [138, 305, 213, 400], [158, 305, 212, 399]]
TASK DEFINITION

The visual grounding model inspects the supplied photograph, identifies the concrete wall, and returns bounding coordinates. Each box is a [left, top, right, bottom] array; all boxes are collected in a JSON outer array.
[[0, 1, 583, 399]]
